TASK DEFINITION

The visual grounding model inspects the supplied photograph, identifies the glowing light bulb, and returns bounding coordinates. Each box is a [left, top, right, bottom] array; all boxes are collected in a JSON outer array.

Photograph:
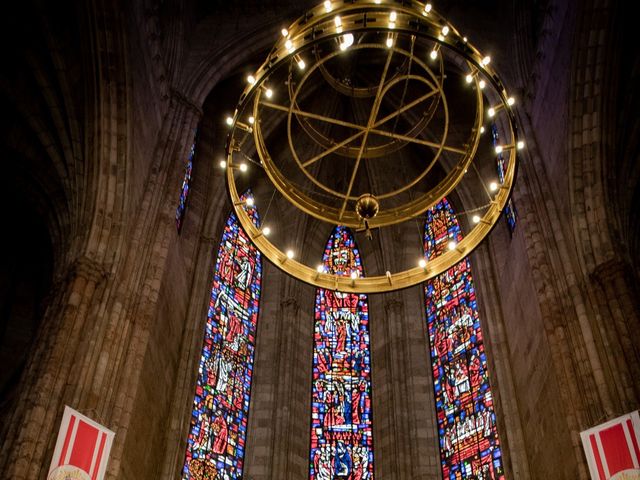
[[248, 116, 255, 124], [480, 126, 485, 134], [281, 28, 288, 37], [285, 39, 293, 51], [495, 145, 503, 154], [386, 36, 394, 48], [340, 33, 354, 51], [350, 271, 358, 279], [265, 88, 273, 98], [489, 181, 498, 191], [419, 259, 427, 268], [239, 163, 248, 172], [334, 15, 341, 27], [262, 226, 271, 236], [482, 56, 491, 66], [463, 36, 468, 42], [517, 140, 525, 150], [317, 264, 325, 273], [297, 58, 306, 70], [479, 80, 486, 89], [425, 3, 432, 13], [225, 116, 233, 126], [245, 197, 254, 207], [442, 26, 449, 36], [430, 49, 438, 60], [389, 11, 397, 22], [247, 75, 256, 84], [219, 160, 226, 168], [507, 97, 515, 106], [488, 107, 496, 117], [286, 249, 295, 259], [465, 74, 473, 83], [473, 215, 481, 224], [325, 1, 332, 12], [448, 241, 457, 251]]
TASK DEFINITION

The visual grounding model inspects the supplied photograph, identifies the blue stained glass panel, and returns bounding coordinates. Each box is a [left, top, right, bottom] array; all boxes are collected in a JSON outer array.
[[310, 226, 374, 480], [424, 199, 505, 480], [183, 192, 262, 480]]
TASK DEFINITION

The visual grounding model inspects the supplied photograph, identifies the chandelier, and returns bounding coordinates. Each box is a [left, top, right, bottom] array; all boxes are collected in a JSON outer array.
[[223, 0, 522, 293]]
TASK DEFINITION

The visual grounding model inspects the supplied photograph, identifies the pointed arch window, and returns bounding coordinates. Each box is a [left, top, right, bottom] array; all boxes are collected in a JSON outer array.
[[424, 199, 505, 479], [310, 226, 374, 479], [176, 128, 198, 232], [491, 125, 517, 233], [183, 192, 262, 480]]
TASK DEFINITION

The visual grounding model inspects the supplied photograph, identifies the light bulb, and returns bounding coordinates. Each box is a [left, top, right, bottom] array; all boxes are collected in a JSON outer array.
[[419, 259, 427, 268], [489, 181, 498, 191], [463, 36, 468, 43], [448, 241, 457, 251], [286, 250, 295, 259], [495, 145, 503, 154], [245, 197, 254, 207], [334, 15, 341, 27], [265, 88, 273, 98], [225, 116, 233, 126], [262, 226, 271, 236], [324, 1, 332, 12], [507, 97, 515, 106], [317, 264, 325, 273], [340, 33, 354, 51], [247, 75, 256, 84], [442, 26, 449, 36], [479, 80, 486, 89], [386, 36, 394, 48], [430, 49, 438, 60], [248, 116, 255, 124], [488, 107, 495, 117], [389, 11, 397, 22], [480, 126, 485, 134], [472, 215, 481, 224], [482, 56, 491, 65], [517, 140, 525, 150], [285, 39, 293, 50], [297, 58, 306, 70], [219, 160, 226, 168], [281, 28, 288, 37], [239, 163, 248, 172], [350, 271, 358, 279], [465, 74, 473, 83], [425, 3, 432, 13]]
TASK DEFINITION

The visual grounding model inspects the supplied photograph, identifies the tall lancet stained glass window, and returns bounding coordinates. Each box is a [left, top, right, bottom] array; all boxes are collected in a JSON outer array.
[[490, 125, 517, 233], [183, 192, 262, 480], [424, 199, 505, 479], [310, 226, 374, 479], [176, 129, 198, 232]]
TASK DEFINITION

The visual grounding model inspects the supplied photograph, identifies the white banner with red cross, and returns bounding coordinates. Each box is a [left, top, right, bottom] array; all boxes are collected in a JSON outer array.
[[47, 406, 115, 480], [581, 410, 640, 480]]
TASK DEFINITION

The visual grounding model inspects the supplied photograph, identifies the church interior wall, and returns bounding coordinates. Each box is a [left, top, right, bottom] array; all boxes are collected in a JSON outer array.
[[0, 1, 638, 479]]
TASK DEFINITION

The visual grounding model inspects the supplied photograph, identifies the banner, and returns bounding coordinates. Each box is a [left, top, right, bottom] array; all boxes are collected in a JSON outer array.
[[581, 411, 640, 480], [47, 406, 115, 480]]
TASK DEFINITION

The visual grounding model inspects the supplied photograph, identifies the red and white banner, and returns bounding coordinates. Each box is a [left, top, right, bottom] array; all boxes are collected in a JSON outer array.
[[581, 410, 640, 480], [47, 406, 115, 480]]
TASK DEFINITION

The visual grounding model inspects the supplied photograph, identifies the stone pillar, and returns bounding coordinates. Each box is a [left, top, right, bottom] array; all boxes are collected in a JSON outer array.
[[0, 256, 107, 479]]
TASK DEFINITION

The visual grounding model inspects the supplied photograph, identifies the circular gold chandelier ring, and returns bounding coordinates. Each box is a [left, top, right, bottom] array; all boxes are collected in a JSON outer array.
[[226, 1, 520, 292]]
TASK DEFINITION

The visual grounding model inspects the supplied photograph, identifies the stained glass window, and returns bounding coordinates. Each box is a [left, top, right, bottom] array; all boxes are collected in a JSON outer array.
[[176, 130, 198, 232], [310, 226, 374, 479], [183, 192, 262, 480], [491, 125, 517, 233], [424, 199, 505, 479]]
